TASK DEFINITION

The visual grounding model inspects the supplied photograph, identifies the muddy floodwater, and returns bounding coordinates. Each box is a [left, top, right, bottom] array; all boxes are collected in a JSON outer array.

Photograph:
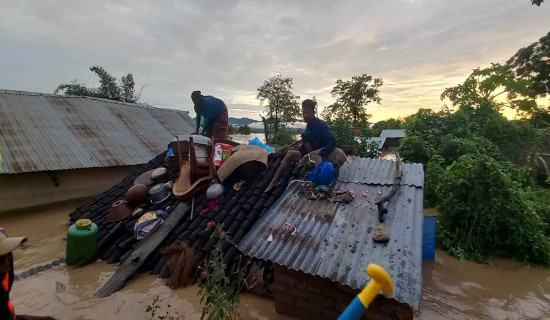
[[1, 201, 550, 319]]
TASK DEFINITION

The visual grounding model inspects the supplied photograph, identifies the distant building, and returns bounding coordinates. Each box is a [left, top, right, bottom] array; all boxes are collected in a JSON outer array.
[[379, 129, 406, 148], [0, 90, 194, 212]]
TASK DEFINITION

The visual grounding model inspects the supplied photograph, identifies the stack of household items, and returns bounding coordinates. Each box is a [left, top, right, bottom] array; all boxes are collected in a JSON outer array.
[[68, 135, 307, 296]]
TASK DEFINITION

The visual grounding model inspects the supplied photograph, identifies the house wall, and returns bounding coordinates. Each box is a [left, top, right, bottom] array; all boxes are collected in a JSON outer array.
[[382, 137, 402, 148], [273, 264, 413, 320], [0, 166, 138, 213]]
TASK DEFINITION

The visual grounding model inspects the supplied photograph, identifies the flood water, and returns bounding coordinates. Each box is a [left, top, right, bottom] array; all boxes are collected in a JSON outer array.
[[1, 201, 550, 319]]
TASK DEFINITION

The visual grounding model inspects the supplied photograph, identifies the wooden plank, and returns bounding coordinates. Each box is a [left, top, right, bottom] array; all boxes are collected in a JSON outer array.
[[97, 202, 189, 297]]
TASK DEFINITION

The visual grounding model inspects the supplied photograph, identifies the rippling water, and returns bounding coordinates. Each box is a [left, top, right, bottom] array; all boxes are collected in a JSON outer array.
[[2, 202, 550, 319]]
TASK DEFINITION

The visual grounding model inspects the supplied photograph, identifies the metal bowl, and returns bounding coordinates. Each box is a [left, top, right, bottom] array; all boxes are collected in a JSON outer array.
[[125, 184, 149, 207], [108, 200, 134, 222], [149, 183, 171, 204]]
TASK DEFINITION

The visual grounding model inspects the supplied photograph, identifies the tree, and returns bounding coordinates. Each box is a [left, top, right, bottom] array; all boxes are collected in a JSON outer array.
[[371, 118, 402, 136], [441, 63, 539, 116], [531, 0, 544, 6], [507, 31, 550, 97], [227, 125, 238, 135], [55, 66, 143, 103], [237, 125, 251, 135], [322, 74, 382, 124], [256, 75, 300, 144]]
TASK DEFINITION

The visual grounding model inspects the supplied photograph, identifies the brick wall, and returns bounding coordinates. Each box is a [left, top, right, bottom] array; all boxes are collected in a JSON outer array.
[[273, 264, 413, 320]]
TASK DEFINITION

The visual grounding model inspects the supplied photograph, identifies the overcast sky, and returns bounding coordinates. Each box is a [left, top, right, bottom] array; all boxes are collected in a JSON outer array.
[[1, 0, 549, 122]]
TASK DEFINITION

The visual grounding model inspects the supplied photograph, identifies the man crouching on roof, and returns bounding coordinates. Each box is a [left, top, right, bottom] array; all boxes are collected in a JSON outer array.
[[266, 99, 346, 192], [0, 229, 56, 320]]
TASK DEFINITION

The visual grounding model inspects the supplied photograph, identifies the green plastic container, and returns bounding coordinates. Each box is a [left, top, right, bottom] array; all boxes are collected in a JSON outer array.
[[66, 219, 98, 266]]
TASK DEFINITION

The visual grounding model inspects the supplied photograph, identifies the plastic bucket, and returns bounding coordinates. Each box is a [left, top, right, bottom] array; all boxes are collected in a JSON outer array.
[[423, 216, 436, 260]]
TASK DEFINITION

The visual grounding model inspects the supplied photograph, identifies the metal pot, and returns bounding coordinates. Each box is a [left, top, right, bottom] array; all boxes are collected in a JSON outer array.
[[149, 183, 171, 204]]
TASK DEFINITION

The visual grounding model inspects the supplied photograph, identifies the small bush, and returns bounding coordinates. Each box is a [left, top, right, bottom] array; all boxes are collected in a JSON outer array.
[[424, 155, 445, 208], [399, 136, 432, 164], [270, 129, 297, 147], [359, 140, 382, 159], [436, 154, 550, 265], [198, 226, 239, 320], [326, 119, 382, 158]]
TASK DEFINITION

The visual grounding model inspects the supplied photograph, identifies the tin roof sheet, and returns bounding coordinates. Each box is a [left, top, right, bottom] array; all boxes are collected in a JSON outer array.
[[380, 129, 406, 139], [239, 158, 424, 310], [337, 157, 424, 187], [0, 90, 194, 174], [362, 137, 386, 150]]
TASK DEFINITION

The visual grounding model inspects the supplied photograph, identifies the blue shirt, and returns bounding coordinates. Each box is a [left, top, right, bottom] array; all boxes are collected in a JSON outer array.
[[194, 96, 225, 131], [299, 117, 337, 158]]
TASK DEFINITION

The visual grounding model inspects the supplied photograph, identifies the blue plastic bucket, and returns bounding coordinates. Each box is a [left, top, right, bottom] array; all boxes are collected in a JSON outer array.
[[423, 216, 436, 260]]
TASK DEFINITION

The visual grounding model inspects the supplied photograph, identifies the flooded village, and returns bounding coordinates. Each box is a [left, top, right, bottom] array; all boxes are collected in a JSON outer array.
[[1, 1, 550, 320]]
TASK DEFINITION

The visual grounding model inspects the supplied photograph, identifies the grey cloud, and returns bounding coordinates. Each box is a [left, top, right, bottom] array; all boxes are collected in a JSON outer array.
[[0, 0, 549, 121]]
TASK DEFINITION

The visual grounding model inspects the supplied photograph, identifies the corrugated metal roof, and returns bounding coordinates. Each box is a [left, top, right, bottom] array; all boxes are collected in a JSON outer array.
[[337, 157, 424, 187], [0, 90, 194, 174], [239, 158, 424, 310], [363, 137, 386, 149], [380, 129, 406, 139]]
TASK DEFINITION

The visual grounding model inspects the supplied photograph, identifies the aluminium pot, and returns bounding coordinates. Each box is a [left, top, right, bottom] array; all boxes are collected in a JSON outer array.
[[149, 183, 171, 204]]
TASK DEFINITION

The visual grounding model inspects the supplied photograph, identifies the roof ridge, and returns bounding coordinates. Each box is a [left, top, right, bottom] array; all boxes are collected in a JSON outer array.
[[0, 89, 190, 114]]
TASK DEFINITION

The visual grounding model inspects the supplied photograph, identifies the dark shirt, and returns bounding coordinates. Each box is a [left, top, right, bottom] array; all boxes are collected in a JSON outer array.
[[194, 96, 225, 132], [299, 117, 337, 158]]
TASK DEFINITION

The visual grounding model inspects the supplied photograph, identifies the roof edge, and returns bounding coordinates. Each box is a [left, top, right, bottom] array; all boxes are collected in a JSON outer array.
[[0, 89, 190, 115]]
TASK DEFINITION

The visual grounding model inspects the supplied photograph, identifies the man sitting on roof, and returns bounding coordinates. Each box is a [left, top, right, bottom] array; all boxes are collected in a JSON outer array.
[[0, 229, 56, 320], [266, 99, 346, 192]]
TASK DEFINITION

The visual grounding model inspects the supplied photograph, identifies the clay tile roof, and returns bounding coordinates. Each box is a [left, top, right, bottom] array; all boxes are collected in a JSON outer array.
[[69, 151, 305, 272]]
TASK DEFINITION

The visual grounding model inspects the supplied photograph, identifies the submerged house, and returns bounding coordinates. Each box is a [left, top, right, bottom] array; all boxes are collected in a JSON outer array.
[[0, 90, 194, 212], [379, 129, 406, 148], [69, 148, 424, 319], [240, 158, 424, 319]]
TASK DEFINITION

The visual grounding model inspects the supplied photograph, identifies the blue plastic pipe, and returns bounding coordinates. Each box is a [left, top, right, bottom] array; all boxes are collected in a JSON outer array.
[[337, 296, 366, 320]]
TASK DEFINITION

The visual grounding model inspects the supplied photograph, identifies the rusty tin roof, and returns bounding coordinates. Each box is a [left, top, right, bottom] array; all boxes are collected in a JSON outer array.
[[0, 90, 194, 174], [239, 157, 424, 310]]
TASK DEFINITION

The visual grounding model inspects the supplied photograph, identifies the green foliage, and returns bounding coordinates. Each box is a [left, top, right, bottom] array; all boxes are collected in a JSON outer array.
[[257, 75, 300, 143], [371, 118, 402, 137], [198, 226, 239, 320], [227, 125, 250, 135], [322, 74, 383, 124], [360, 140, 382, 159], [441, 63, 539, 116], [326, 119, 372, 146], [326, 119, 381, 158], [237, 125, 251, 135], [270, 129, 297, 147], [399, 104, 538, 165], [399, 136, 432, 164], [227, 126, 238, 135], [531, 0, 544, 6], [146, 295, 184, 320], [55, 65, 143, 103], [507, 30, 550, 97], [436, 154, 550, 265], [424, 155, 445, 207]]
